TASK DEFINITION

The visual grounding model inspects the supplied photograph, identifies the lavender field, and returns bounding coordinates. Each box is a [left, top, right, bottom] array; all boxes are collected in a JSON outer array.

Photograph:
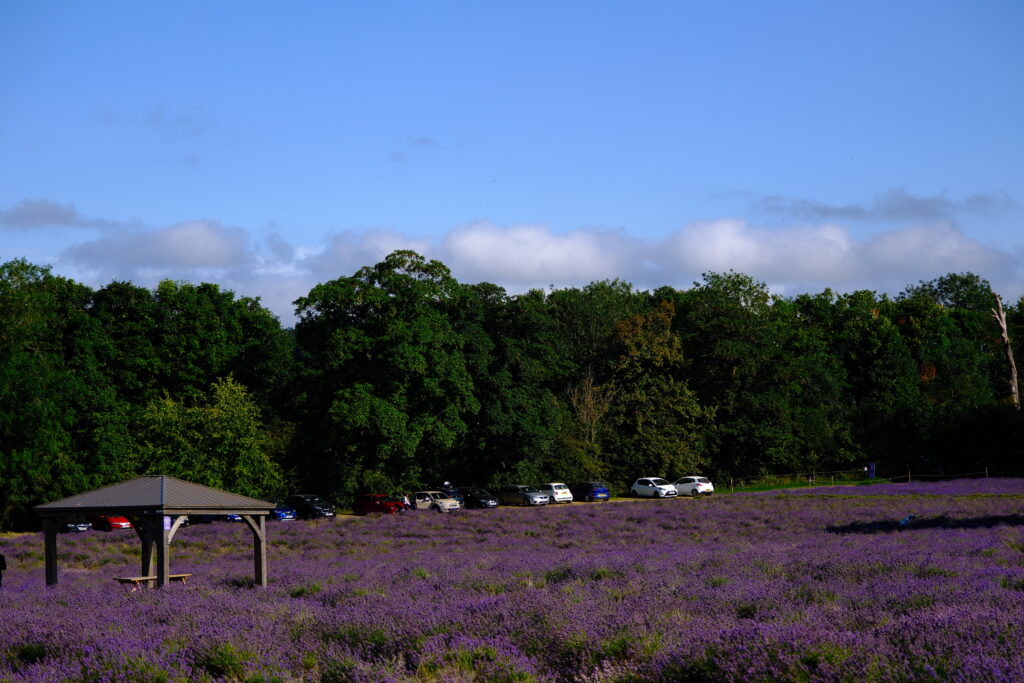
[[2, 479, 1024, 682]]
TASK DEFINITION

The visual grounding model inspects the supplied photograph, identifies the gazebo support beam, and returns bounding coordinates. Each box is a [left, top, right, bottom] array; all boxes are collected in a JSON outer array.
[[241, 515, 267, 587], [43, 518, 58, 586], [136, 519, 154, 577]]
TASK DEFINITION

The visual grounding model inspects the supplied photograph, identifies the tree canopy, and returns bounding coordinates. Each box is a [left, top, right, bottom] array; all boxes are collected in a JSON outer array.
[[1, 253, 1021, 528]]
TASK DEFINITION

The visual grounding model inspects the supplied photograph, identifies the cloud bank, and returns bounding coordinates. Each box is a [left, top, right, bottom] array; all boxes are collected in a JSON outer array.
[[5, 194, 1020, 323], [40, 214, 1020, 324]]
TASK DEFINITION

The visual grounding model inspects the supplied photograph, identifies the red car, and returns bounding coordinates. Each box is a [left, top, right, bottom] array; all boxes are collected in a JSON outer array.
[[90, 515, 133, 531], [352, 494, 406, 516]]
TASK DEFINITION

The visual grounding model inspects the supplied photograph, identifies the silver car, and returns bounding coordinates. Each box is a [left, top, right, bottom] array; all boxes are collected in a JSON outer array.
[[496, 485, 550, 506]]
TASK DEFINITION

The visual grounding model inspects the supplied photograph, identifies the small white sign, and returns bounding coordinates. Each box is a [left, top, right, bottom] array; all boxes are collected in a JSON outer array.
[[163, 515, 172, 531]]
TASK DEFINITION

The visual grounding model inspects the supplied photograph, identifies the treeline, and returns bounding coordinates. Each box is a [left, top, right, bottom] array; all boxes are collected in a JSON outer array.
[[2, 252, 1021, 528]]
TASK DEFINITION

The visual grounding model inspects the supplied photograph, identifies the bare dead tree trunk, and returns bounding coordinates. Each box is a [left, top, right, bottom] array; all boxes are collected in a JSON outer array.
[[992, 293, 1020, 409], [567, 370, 617, 445]]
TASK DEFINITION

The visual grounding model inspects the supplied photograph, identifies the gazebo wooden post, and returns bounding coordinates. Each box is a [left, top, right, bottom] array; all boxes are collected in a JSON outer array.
[[242, 515, 267, 587], [43, 518, 58, 586], [137, 519, 155, 578], [154, 515, 170, 587]]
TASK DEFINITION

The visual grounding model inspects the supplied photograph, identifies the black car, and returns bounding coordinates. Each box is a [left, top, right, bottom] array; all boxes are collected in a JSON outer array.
[[570, 481, 612, 502], [457, 486, 500, 509], [285, 493, 336, 519]]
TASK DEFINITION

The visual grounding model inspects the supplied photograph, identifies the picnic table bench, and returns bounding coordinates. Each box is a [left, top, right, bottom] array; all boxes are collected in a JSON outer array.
[[114, 573, 192, 590]]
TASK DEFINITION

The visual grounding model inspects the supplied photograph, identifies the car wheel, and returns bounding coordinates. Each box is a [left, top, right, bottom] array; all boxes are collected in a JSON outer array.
[[629, 490, 637, 498], [653, 490, 661, 498], [690, 488, 700, 497]]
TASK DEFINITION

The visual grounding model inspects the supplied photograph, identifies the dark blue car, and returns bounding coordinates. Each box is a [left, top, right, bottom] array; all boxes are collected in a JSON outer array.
[[268, 502, 297, 521], [570, 481, 611, 502]]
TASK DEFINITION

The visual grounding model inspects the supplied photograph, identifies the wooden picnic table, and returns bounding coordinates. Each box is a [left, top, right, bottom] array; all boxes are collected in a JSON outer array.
[[114, 573, 192, 590]]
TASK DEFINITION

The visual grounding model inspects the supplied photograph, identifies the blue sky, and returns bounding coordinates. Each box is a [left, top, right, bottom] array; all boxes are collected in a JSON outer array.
[[2, 1, 1022, 322]]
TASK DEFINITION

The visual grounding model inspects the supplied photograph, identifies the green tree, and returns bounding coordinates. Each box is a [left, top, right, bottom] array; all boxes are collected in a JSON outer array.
[[450, 283, 561, 486], [135, 377, 284, 498], [0, 260, 98, 527], [604, 301, 712, 483], [673, 273, 855, 479], [293, 251, 479, 500]]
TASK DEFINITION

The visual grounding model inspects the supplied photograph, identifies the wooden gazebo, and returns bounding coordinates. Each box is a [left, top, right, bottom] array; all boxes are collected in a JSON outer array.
[[34, 475, 275, 587]]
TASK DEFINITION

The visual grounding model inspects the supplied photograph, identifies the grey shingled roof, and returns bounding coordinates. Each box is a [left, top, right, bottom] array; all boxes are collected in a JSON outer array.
[[34, 476, 276, 516]]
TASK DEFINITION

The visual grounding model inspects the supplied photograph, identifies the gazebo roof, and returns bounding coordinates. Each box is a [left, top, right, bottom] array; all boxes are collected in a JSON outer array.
[[34, 475, 276, 517]]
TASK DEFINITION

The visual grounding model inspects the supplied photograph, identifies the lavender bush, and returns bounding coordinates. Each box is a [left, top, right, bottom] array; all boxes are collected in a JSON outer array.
[[2, 478, 1023, 681]]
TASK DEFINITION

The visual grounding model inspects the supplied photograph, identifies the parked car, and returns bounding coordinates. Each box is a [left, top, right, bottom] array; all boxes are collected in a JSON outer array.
[[495, 485, 550, 507], [285, 494, 336, 519], [538, 482, 573, 504], [90, 515, 133, 531], [411, 490, 461, 513], [62, 518, 92, 533], [457, 487, 500, 509], [570, 481, 611, 502], [629, 478, 678, 498], [268, 502, 297, 521], [437, 485, 465, 509], [672, 476, 715, 497], [353, 494, 406, 515]]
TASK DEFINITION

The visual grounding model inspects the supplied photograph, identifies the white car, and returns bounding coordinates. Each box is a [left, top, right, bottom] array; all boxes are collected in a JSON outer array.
[[630, 477, 678, 498], [673, 476, 715, 497], [412, 490, 460, 513], [538, 482, 573, 504]]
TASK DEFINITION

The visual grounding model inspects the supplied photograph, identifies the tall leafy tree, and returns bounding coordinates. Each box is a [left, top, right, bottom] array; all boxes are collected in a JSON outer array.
[[294, 251, 479, 500], [604, 301, 713, 483], [450, 284, 561, 486], [135, 377, 284, 498], [0, 260, 97, 527]]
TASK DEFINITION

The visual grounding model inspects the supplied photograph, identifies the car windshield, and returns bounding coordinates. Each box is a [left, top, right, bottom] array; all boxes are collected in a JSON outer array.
[[553, 484, 568, 490], [463, 488, 487, 496], [651, 478, 669, 486], [428, 492, 447, 500], [523, 487, 541, 493]]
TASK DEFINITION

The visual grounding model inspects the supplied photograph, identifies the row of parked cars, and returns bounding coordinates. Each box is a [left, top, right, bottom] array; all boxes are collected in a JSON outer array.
[[351, 477, 714, 515], [67, 478, 716, 530]]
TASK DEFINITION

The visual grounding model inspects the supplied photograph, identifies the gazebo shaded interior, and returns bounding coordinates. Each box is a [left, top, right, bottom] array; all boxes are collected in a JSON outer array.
[[34, 475, 275, 587]]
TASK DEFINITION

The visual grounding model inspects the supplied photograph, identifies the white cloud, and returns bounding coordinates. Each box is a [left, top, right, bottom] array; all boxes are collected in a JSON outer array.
[[62, 220, 253, 269], [300, 229, 433, 282], [439, 221, 639, 287]]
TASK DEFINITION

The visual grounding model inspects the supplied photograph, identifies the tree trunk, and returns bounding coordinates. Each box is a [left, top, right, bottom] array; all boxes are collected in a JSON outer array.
[[992, 293, 1020, 409]]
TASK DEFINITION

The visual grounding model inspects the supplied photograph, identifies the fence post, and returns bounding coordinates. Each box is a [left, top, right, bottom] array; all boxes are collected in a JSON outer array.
[[908, 470, 911, 483], [986, 467, 989, 479]]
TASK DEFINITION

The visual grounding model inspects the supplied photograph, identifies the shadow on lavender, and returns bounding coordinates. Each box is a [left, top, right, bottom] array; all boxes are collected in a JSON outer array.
[[827, 513, 1024, 535]]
